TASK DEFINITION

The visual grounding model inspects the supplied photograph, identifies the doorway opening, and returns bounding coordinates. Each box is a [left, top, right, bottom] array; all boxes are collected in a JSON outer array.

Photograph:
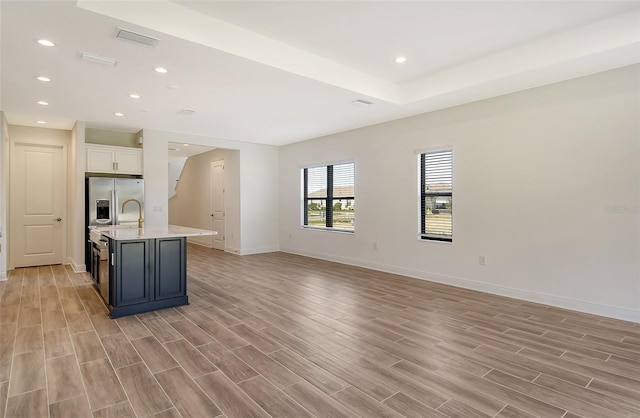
[[168, 142, 237, 252]]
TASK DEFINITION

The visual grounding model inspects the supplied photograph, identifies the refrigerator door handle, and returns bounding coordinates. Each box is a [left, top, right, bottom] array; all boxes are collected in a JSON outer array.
[[113, 189, 118, 225]]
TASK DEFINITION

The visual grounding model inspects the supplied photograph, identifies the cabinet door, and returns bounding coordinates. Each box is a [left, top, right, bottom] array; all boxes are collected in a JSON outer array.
[[154, 237, 186, 300], [115, 149, 143, 175], [114, 239, 152, 306], [87, 147, 115, 173]]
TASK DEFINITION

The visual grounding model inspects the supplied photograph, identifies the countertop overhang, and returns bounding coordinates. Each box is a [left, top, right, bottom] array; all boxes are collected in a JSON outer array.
[[92, 225, 218, 241]]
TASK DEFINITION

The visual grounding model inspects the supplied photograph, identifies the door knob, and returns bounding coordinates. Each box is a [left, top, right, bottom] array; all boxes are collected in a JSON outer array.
[[54, 218, 62, 222]]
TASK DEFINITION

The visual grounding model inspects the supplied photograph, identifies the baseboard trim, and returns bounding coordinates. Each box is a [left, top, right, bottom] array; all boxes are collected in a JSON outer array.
[[225, 247, 240, 255], [187, 238, 213, 249], [187, 236, 213, 248], [188, 245, 265, 256], [279, 246, 640, 323], [239, 246, 279, 256], [67, 258, 86, 273]]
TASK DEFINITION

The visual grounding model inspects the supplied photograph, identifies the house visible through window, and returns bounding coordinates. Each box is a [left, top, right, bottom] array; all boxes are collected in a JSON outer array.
[[420, 149, 452, 241], [303, 162, 355, 231]]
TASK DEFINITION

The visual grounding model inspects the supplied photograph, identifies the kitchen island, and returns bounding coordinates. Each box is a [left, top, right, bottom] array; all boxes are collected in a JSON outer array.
[[92, 225, 216, 318]]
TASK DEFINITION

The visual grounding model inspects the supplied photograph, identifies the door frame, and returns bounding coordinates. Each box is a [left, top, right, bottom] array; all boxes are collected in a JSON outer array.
[[0, 116, 8, 279], [210, 159, 225, 251], [9, 135, 69, 269]]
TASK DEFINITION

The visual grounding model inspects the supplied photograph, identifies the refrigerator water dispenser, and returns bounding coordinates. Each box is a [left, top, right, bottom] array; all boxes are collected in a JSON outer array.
[[96, 199, 110, 223]]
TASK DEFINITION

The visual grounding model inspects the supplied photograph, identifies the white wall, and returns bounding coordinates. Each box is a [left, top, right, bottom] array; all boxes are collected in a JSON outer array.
[[143, 129, 279, 255], [168, 148, 240, 250], [68, 121, 86, 271], [279, 65, 640, 322], [0, 112, 8, 280]]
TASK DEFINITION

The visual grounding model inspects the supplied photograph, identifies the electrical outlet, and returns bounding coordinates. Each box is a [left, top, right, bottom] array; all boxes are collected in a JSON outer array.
[[373, 242, 378, 250], [153, 206, 163, 212], [479, 255, 487, 265]]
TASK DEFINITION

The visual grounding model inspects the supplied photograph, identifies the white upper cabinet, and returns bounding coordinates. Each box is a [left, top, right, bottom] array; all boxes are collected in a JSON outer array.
[[86, 144, 143, 175], [113, 149, 143, 174]]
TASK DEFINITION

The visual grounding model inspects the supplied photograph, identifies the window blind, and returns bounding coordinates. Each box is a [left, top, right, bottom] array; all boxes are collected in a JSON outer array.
[[421, 150, 453, 241], [306, 166, 327, 198]]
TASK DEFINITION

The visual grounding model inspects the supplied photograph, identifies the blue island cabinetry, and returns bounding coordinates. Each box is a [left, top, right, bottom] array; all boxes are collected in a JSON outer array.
[[92, 225, 216, 319], [109, 236, 187, 318]]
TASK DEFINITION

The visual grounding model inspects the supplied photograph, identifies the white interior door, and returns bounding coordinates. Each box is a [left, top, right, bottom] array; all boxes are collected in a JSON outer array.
[[210, 160, 225, 250], [10, 142, 66, 267]]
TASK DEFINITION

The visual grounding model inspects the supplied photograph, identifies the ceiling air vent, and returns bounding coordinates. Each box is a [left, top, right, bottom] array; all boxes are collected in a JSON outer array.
[[116, 28, 160, 47], [80, 52, 118, 66], [351, 99, 374, 107]]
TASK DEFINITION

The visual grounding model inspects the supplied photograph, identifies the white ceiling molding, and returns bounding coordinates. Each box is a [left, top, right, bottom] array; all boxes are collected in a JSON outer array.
[[401, 10, 640, 104], [77, 1, 639, 108], [76, 0, 401, 104]]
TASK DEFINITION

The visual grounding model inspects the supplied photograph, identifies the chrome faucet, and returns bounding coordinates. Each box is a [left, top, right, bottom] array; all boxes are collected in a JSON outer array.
[[121, 199, 144, 228]]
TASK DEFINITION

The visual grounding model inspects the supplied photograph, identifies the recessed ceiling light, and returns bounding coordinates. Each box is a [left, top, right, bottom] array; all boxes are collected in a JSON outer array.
[[182, 144, 189, 147], [154, 67, 168, 73], [37, 39, 55, 47], [114, 112, 124, 117], [168, 85, 179, 89], [169, 147, 180, 151], [36, 76, 50, 82], [129, 93, 141, 99], [395, 56, 407, 64], [37, 101, 49, 106], [36, 120, 46, 124]]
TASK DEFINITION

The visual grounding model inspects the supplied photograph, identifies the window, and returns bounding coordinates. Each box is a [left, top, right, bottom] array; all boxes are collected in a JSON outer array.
[[420, 149, 452, 241], [303, 162, 355, 231]]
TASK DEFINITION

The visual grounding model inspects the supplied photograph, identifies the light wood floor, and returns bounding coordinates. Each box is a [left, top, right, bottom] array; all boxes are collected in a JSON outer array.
[[1, 246, 639, 418]]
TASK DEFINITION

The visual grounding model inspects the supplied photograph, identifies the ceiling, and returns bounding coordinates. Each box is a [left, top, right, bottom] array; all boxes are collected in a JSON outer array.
[[1, 1, 638, 146]]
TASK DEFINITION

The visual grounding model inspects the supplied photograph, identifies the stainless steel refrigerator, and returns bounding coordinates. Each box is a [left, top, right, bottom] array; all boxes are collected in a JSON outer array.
[[85, 176, 144, 268]]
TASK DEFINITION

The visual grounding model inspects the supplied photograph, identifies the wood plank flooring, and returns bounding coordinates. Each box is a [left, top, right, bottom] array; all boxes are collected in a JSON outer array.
[[1, 245, 639, 418]]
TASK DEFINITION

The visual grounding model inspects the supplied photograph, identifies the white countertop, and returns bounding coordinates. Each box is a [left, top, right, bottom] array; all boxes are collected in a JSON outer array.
[[92, 225, 218, 241]]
